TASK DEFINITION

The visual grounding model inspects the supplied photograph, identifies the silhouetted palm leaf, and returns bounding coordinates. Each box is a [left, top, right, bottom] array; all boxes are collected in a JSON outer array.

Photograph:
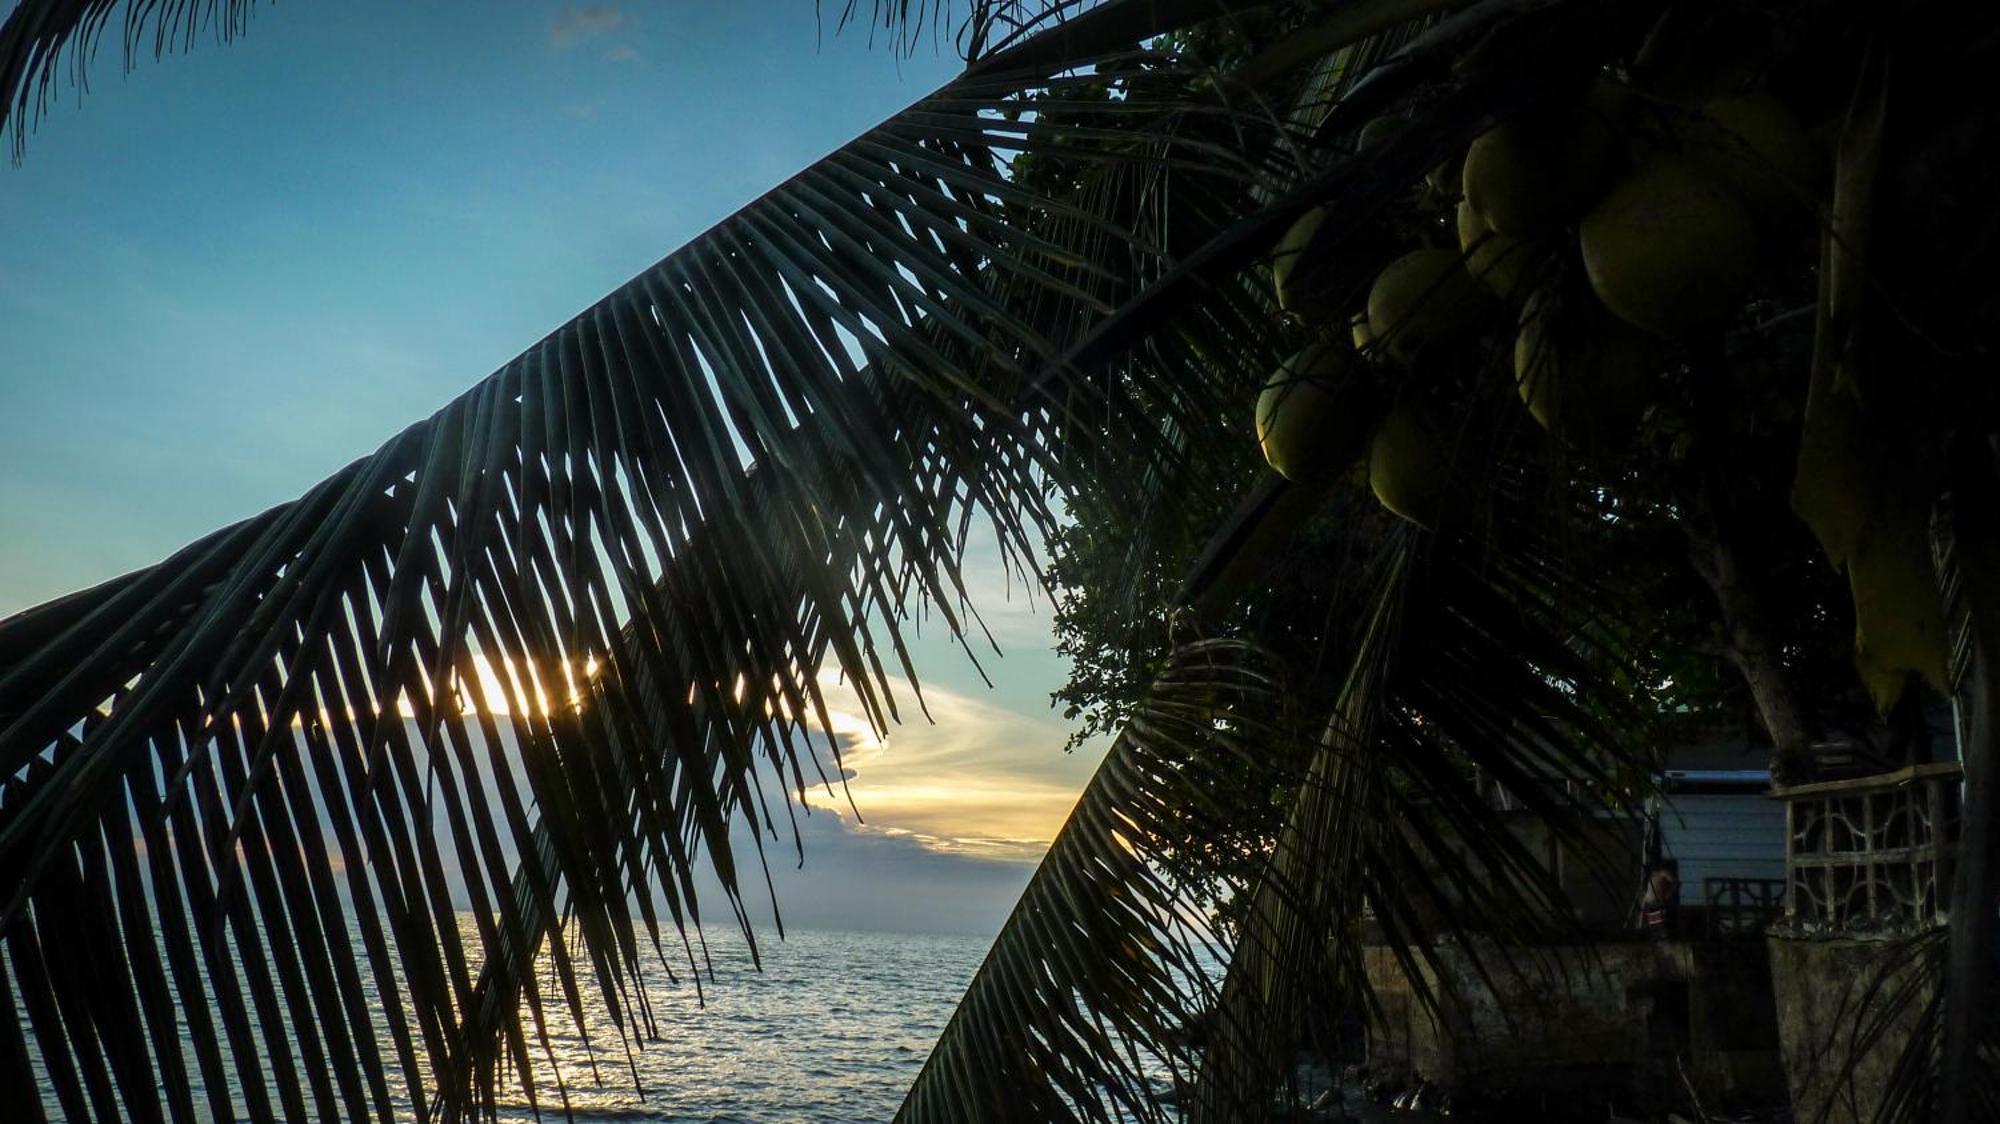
[[0, 4, 1334, 1120], [898, 636, 1306, 1122], [902, 447, 1652, 1120], [0, 0, 265, 159], [0, 0, 1144, 157]]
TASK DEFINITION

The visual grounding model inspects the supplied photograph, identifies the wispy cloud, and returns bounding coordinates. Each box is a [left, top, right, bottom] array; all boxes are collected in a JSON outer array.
[[803, 670, 1103, 862], [603, 44, 640, 62], [548, 4, 626, 49]]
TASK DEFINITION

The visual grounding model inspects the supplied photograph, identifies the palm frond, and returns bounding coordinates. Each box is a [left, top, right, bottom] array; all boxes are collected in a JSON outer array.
[[0, 0, 263, 159], [904, 435, 1654, 1121], [1191, 515, 1646, 1120], [0, 12, 1318, 1120], [897, 637, 1304, 1123], [0, 0, 1234, 157], [835, 0, 1073, 59]]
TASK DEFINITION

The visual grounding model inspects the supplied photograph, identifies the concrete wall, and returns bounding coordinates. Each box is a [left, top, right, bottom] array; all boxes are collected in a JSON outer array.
[[1364, 937, 1784, 1110], [1411, 812, 1646, 935], [1767, 932, 1938, 1124], [1559, 816, 1647, 929]]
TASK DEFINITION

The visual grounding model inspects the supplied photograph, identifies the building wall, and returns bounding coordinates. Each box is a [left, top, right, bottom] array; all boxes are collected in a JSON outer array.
[[1661, 793, 1787, 906]]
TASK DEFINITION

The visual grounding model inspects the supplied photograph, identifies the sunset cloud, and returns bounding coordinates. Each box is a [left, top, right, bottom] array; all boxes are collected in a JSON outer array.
[[803, 670, 1104, 862]]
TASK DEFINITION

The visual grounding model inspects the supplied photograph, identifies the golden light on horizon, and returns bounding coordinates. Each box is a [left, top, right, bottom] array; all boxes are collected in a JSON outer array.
[[276, 648, 1095, 870]]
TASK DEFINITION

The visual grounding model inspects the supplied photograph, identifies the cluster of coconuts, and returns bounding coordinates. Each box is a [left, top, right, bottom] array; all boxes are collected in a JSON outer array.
[[1496, 80, 1819, 433], [1256, 67, 1823, 527], [1263, 213, 1485, 529]]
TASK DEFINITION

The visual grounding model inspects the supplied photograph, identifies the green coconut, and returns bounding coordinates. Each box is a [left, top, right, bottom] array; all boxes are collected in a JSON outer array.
[[1461, 81, 1624, 236], [1350, 310, 1375, 353], [1357, 114, 1414, 152], [1366, 249, 1484, 365], [1580, 159, 1758, 338], [1427, 151, 1465, 201], [1677, 92, 1821, 230], [1255, 341, 1375, 483], [1368, 408, 1447, 528], [1271, 206, 1329, 318], [1512, 288, 1661, 440], [1455, 200, 1543, 301], [1272, 207, 1404, 325]]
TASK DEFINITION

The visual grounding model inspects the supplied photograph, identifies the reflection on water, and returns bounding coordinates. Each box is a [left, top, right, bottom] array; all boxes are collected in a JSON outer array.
[[21, 912, 987, 1122]]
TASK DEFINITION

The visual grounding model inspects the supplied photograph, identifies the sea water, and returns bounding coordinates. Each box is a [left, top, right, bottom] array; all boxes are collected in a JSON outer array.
[[478, 925, 989, 1123], [21, 920, 990, 1122]]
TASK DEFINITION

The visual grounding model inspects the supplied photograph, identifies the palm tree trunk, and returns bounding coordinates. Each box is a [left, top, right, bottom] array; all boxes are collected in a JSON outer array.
[[1942, 460, 2000, 1124], [1943, 634, 1995, 1124]]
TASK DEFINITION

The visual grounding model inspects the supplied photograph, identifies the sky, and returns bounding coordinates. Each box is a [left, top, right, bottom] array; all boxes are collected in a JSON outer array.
[[0, 0, 1107, 935]]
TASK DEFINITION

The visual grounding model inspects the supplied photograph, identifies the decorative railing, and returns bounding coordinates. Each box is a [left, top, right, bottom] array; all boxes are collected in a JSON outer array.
[[1771, 763, 1962, 933], [1703, 876, 1787, 938]]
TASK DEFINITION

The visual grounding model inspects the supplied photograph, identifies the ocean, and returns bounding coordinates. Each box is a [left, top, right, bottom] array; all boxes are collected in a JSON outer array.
[[23, 921, 992, 1123], [479, 926, 990, 1122]]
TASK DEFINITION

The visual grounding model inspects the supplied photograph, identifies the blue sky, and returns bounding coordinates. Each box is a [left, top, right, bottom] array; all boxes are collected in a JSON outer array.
[[1, 0, 1105, 934]]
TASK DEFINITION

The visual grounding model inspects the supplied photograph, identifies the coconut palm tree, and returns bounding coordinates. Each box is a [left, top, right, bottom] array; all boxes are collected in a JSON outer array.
[[2, 1, 1997, 1122]]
